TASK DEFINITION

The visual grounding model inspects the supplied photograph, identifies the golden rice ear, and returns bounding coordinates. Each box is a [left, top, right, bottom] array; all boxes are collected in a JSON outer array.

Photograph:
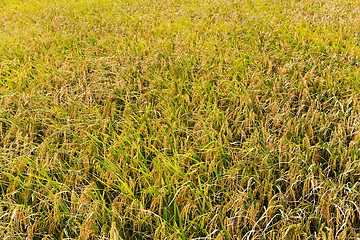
[[215, 232, 224, 240], [109, 221, 122, 240], [154, 221, 167, 240]]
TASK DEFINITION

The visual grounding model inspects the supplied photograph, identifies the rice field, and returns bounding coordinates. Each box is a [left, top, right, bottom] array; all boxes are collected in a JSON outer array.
[[1, 0, 360, 239]]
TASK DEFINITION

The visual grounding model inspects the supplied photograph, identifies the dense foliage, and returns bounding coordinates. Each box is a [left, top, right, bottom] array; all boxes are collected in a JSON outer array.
[[1, 0, 360, 239]]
